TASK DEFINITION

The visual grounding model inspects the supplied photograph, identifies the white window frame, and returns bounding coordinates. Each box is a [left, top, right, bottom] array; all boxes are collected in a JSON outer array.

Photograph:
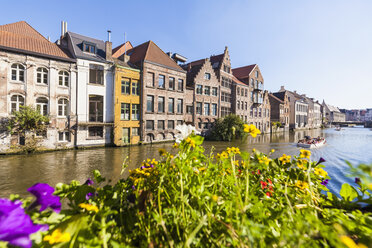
[[10, 95, 25, 114], [57, 98, 69, 117], [36, 67, 49, 85], [10, 63, 26, 82], [58, 71, 70, 87], [36, 97, 49, 116], [58, 131, 70, 142]]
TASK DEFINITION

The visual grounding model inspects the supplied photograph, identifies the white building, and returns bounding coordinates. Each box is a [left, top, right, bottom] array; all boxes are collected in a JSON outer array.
[[322, 101, 346, 123], [59, 23, 114, 147], [0, 21, 77, 151]]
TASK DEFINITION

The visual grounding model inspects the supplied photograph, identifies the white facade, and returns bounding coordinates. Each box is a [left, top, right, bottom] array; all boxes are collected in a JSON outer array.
[[0, 51, 77, 151], [313, 102, 322, 128], [295, 100, 308, 128]]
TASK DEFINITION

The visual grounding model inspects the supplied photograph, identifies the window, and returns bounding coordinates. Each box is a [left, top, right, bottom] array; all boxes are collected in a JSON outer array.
[[251, 78, 254, 87], [204, 103, 210, 116], [196, 102, 202, 115], [255, 70, 259, 78], [84, 43, 96, 53], [177, 99, 183, 114], [147, 95, 154, 112], [204, 73, 211, 80], [58, 98, 69, 117], [169, 77, 175, 90], [212, 104, 217, 116], [221, 92, 231, 102], [58, 71, 69, 87], [196, 85, 203, 94], [245, 89, 248, 97], [121, 103, 130, 120], [250, 108, 253, 117], [237, 87, 240, 96], [237, 101, 240, 110], [88, 126, 103, 137], [168, 98, 174, 113], [186, 105, 193, 114], [132, 104, 140, 120], [177, 120, 183, 126], [204, 86, 210, 95], [168, 120, 174, 129], [36, 97, 48, 116], [245, 102, 248, 110], [259, 108, 262, 117], [89, 65, 104, 85], [132, 127, 140, 136], [146, 120, 154, 130], [88, 95, 103, 121], [158, 75, 165, 88], [147, 72, 155, 87], [122, 128, 130, 143], [36, 68, 48, 85], [11, 63, 25, 82], [10, 95, 24, 113], [158, 96, 165, 113], [178, 79, 183, 91], [158, 120, 165, 130], [132, 80, 139, 95], [58, 131, 70, 142], [212, 87, 218, 96], [121, 79, 130, 94], [221, 107, 231, 117]]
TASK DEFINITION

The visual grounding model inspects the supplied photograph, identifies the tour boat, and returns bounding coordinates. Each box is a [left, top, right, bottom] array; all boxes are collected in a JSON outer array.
[[335, 127, 342, 131], [297, 137, 326, 149]]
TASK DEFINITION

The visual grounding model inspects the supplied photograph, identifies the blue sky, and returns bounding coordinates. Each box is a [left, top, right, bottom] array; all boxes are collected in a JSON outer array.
[[1, 0, 371, 109]]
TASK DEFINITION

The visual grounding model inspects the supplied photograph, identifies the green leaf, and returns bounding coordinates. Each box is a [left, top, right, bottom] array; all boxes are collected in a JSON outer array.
[[340, 183, 358, 202]]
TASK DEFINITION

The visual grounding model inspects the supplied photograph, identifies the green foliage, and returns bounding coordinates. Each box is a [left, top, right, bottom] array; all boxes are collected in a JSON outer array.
[[207, 114, 247, 141], [272, 121, 282, 129], [7, 105, 49, 135], [6, 136, 372, 247]]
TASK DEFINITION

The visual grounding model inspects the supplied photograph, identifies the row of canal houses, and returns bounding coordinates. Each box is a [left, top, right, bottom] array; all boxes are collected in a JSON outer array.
[[0, 21, 342, 150]]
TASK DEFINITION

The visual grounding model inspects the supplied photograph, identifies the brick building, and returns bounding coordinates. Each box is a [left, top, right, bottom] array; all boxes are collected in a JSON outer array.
[[232, 75, 250, 123], [183, 58, 219, 134], [268, 92, 290, 132], [126, 41, 187, 143], [0, 21, 77, 151], [271, 91, 290, 128]]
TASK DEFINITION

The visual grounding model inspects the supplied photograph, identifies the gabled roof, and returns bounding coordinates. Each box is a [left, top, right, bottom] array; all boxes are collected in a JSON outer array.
[[269, 93, 284, 104], [232, 75, 248, 87], [127, 40, 184, 71], [66, 31, 108, 62], [232, 64, 257, 79], [112, 41, 132, 58], [210, 54, 224, 64], [272, 91, 286, 101], [0, 21, 73, 61], [183, 59, 206, 86], [324, 102, 341, 113]]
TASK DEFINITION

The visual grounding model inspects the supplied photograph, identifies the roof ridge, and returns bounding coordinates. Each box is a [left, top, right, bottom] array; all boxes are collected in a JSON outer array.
[[233, 64, 257, 70], [146, 40, 183, 70], [67, 31, 105, 43]]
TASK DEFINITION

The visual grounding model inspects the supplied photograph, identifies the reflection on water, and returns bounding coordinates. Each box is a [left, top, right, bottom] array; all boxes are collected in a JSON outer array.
[[1, 128, 371, 198]]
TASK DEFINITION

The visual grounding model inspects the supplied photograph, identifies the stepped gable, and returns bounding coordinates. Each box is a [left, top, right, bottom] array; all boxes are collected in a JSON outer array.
[[112, 41, 133, 58], [183, 58, 207, 86], [127, 40, 184, 71], [0, 21, 72, 61], [232, 64, 256, 79]]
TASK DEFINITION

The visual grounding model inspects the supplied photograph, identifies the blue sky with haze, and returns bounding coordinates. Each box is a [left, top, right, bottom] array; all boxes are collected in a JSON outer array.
[[1, 0, 371, 109]]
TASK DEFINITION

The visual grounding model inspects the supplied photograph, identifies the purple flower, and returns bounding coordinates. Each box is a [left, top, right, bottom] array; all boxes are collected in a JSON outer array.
[[0, 198, 48, 248], [321, 179, 329, 186], [84, 178, 94, 186], [316, 157, 326, 166], [355, 177, 361, 184], [27, 183, 61, 213]]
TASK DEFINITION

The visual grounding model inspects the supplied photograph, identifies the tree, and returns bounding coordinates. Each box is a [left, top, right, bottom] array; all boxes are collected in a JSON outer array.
[[207, 114, 247, 141]]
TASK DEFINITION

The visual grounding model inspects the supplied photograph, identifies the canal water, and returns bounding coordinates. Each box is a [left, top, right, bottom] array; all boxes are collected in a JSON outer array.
[[0, 127, 371, 198]]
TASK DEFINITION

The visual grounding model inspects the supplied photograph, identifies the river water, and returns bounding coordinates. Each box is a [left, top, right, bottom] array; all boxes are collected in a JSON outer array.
[[1, 127, 371, 198]]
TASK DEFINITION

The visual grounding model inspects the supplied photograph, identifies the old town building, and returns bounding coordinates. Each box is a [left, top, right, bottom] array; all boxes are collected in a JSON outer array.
[[126, 41, 187, 143], [268, 93, 289, 132], [59, 24, 115, 147], [183, 58, 219, 134], [271, 91, 290, 129], [232, 64, 271, 133], [322, 101, 346, 123], [0, 21, 77, 151], [232, 75, 250, 123]]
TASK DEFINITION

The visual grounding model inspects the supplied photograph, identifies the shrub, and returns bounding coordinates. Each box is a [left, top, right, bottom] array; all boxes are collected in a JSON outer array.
[[207, 114, 247, 141]]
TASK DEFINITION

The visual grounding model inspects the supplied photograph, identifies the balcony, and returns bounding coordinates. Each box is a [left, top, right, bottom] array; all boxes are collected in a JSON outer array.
[[253, 97, 263, 105], [253, 82, 264, 91]]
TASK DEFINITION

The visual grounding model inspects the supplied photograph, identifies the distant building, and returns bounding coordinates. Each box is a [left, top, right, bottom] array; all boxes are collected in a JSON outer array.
[[322, 101, 345, 122], [0, 21, 76, 150], [268, 92, 289, 130]]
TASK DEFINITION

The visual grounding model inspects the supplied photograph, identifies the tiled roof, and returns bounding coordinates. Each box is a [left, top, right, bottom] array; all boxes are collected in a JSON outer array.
[[232, 75, 248, 87], [324, 103, 341, 113], [232, 64, 256, 79], [210, 54, 224, 64], [112, 41, 133, 58], [269, 93, 284, 104], [0, 21, 72, 61], [66, 31, 107, 62], [127, 40, 184, 71], [272, 91, 286, 101]]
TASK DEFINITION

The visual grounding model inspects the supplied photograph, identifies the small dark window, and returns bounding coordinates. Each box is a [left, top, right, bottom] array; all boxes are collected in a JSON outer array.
[[89, 65, 104, 85], [88, 126, 103, 137]]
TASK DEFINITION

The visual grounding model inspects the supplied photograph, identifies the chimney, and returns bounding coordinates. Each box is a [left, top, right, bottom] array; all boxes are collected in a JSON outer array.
[[61, 21, 65, 39], [105, 30, 112, 61], [280, 86, 285, 92], [294, 90, 297, 94], [65, 21, 68, 33]]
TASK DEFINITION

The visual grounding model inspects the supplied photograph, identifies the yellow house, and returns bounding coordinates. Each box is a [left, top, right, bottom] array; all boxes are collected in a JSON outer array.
[[113, 62, 141, 146]]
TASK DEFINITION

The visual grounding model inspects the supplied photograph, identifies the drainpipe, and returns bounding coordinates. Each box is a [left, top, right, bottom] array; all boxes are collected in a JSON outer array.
[[74, 69, 78, 149]]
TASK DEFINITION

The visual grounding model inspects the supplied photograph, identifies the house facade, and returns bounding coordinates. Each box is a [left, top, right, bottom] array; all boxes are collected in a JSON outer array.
[[60, 27, 115, 147], [322, 101, 346, 123], [271, 91, 290, 128], [0, 21, 77, 151]]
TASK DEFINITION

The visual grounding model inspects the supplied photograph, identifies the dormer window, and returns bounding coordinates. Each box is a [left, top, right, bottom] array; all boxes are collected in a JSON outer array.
[[83, 42, 96, 54]]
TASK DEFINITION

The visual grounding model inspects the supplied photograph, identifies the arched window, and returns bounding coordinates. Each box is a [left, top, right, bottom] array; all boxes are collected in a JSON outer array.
[[36, 97, 48, 116], [10, 95, 25, 113], [11, 63, 25, 82], [58, 98, 69, 116], [36, 67, 48, 85], [59, 71, 69, 87], [237, 101, 240, 110]]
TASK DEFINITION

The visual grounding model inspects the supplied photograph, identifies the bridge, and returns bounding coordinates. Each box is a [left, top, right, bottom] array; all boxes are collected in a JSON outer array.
[[332, 121, 372, 128]]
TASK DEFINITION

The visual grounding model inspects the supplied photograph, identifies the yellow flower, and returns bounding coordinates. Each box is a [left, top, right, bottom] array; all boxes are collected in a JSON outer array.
[[296, 159, 307, 169], [158, 148, 167, 156], [259, 156, 271, 165], [44, 229, 71, 245], [227, 147, 241, 154], [198, 167, 206, 172], [185, 137, 196, 148], [368, 183, 372, 190], [173, 143, 178, 148], [300, 149, 311, 159], [79, 203, 99, 213], [279, 154, 291, 164], [340, 235, 368, 248], [270, 149, 275, 153], [252, 148, 256, 153], [314, 168, 328, 177], [295, 181, 309, 190], [212, 195, 218, 202], [244, 124, 261, 138], [220, 151, 228, 159]]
